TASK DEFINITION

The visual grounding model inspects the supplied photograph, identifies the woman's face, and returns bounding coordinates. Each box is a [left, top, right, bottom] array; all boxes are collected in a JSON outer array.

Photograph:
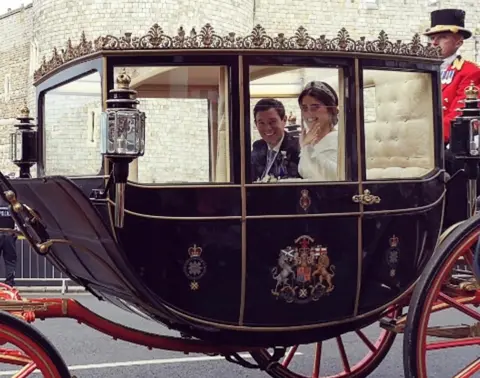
[[300, 95, 330, 129]]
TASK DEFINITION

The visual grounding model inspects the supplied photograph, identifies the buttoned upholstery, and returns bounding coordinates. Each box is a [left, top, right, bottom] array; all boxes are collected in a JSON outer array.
[[324, 70, 436, 180], [363, 70, 435, 180]]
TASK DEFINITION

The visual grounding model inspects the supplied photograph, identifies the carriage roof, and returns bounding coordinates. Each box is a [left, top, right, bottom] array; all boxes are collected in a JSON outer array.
[[33, 23, 442, 86]]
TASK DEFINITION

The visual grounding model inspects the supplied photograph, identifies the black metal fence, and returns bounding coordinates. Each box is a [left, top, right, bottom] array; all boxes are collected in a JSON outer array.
[[0, 238, 72, 288]]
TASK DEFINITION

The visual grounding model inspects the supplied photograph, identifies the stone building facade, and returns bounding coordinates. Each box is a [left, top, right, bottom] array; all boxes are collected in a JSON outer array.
[[0, 0, 479, 182]]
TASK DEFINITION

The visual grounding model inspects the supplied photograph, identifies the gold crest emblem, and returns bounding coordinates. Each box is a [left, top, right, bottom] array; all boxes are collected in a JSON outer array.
[[272, 235, 335, 304], [386, 235, 400, 277], [299, 189, 311, 212], [183, 244, 207, 290]]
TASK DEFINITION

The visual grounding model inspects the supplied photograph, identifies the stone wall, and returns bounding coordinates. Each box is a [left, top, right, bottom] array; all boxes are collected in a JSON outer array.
[[0, 0, 479, 179], [253, 0, 480, 60], [0, 4, 34, 176], [32, 0, 254, 60]]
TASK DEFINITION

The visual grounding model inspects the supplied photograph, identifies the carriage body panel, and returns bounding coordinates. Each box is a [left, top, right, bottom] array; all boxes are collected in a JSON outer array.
[[3, 24, 456, 346]]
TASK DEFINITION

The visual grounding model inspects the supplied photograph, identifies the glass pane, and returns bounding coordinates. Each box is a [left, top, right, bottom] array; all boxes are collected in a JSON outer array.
[[249, 66, 346, 183], [363, 69, 435, 180], [44, 71, 102, 176], [112, 66, 230, 184]]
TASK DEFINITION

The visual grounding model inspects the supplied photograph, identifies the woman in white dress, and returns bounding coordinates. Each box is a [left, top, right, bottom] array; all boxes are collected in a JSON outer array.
[[297, 81, 339, 181]]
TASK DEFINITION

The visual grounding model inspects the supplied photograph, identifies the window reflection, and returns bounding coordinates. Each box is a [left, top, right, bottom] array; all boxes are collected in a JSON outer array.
[[113, 66, 230, 184], [44, 71, 102, 176], [249, 66, 346, 183]]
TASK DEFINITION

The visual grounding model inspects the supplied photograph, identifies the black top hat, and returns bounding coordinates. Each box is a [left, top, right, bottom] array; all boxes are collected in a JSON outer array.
[[424, 9, 472, 39]]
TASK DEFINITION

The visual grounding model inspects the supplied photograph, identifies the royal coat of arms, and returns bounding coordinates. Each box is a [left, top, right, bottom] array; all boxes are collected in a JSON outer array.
[[271, 235, 336, 304]]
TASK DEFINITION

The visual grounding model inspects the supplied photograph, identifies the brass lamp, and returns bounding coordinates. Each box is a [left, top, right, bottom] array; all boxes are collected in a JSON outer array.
[[100, 69, 146, 228], [449, 80, 480, 217], [10, 104, 38, 178]]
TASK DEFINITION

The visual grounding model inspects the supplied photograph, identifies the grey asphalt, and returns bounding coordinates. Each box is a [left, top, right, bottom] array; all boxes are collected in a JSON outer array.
[[0, 293, 477, 377]]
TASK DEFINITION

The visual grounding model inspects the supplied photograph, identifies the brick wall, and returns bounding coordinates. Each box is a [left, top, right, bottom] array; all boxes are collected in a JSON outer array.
[[0, 0, 479, 180]]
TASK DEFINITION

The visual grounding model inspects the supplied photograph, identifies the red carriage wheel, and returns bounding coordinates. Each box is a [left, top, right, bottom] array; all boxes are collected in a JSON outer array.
[[0, 310, 71, 378], [403, 216, 480, 378], [250, 307, 398, 378]]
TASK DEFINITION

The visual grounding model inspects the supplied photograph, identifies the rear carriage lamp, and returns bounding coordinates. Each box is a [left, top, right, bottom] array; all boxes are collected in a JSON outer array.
[[100, 69, 146, 228], [450, 81, 480, 156], [450, 81, 480, 216], [9, 104, 38, 178]]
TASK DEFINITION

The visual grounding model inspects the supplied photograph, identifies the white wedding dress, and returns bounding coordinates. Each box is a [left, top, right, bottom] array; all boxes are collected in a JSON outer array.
[[298, 129, 339, 181]]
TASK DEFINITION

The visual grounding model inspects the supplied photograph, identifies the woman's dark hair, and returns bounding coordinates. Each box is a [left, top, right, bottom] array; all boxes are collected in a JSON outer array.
[[298, 81, 338, 108], [298, 81, 339, 125], [253, 98, 286, 120]]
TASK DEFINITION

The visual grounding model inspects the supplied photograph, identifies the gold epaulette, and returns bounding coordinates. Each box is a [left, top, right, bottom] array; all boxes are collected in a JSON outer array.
[[452, 57, 465, 70]]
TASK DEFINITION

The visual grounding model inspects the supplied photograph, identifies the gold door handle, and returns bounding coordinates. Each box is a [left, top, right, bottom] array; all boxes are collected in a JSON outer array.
[[352, 189, 380, 205]]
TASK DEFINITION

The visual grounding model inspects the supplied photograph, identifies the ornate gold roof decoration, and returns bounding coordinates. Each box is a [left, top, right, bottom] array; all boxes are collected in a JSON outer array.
[[116, 69, 132, 89], [464, 80, 479, 100], [33, 23, 442, 82], [18, 103, 30, 118]]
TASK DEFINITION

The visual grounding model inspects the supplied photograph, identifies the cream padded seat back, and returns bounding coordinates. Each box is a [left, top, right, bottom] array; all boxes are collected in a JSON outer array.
[[364, 70, 435, 180]]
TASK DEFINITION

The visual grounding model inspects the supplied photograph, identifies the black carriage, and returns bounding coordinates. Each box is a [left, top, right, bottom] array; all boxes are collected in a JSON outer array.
[[0, 23, 478, 378]]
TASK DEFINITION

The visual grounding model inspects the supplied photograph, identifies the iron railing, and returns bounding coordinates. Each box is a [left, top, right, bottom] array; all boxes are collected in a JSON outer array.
[[0, 238, 76, 292]]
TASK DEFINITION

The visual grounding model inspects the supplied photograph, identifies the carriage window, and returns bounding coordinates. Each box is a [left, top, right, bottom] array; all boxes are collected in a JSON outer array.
[[249, 66, 346, 183], [43, 71, 102, 176], [363, 69, 435, 180], [112, 66, 231, 184]]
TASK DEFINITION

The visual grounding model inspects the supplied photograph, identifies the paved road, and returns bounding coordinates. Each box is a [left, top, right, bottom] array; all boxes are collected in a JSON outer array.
[[0, 293, 477, 377]]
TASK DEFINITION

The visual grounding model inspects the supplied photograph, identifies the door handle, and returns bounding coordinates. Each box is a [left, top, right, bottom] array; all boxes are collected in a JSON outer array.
[[352, 189, 381, 205]]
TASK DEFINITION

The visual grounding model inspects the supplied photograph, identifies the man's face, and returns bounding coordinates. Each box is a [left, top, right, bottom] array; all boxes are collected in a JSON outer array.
[[255, 108, 286, 147], [429, 32, 463, 58]]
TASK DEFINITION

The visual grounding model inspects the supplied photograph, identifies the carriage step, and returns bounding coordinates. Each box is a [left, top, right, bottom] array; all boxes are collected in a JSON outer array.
[[379, 317, 405, 334]]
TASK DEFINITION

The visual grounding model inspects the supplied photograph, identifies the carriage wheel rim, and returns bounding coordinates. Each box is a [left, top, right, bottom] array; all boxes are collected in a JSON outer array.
[[0, 317, 68, 378], [0, 326, 59, 378], [252, 307, 399, 378], [415, 229, 480, 378]]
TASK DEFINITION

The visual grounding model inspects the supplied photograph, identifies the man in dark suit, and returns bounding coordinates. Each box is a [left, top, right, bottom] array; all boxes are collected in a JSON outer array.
[[0, 197, 16, 287], [251, 98, 300, 182]]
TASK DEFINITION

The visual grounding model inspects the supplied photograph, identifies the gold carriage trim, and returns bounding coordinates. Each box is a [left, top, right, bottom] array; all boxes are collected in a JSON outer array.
[[33, 24, 442, 82]]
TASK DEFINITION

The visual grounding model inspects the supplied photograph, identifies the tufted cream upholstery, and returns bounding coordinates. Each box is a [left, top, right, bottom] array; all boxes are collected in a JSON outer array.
[[322, 70, 436, 180], [363, 70, 435, 180]]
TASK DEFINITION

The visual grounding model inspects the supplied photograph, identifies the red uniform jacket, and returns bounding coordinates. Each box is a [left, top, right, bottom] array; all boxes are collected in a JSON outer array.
[[442, 56, 480, 143]]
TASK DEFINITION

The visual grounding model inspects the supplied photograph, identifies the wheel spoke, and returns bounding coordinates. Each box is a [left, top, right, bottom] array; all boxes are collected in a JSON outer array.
[[438, 292, 480, 322], [0, 348, 31, 366], [312, 342, 322, 378], [335, 336, 351, 373], [462, 250, 474, 272], [426, 337, 480, 351], [355, 330, 376, 352], [453, 357, 480, 378], [12, 361, 37, 378], [282, 345, 298, 368], [250, 307, 398, 377]]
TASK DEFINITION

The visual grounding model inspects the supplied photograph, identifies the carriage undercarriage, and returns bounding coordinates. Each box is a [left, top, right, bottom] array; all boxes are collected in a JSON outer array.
[[0, 22, 478, 378], [0, 228, 477, 378]]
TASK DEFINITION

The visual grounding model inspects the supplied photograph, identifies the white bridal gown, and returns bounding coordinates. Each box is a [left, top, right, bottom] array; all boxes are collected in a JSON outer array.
[[298, 129, 339, 182]]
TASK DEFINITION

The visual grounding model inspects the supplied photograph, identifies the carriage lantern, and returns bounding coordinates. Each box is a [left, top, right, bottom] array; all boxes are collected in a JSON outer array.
[[9, 104, 38, 178], [450, 81, 480, 215], [285, 112, 301, 139], [100, 69, 146, 228]]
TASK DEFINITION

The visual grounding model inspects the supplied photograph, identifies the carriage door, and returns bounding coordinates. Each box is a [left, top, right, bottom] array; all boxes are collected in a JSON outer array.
[[106, 60, 244, 326], [241, 56, 363, 327]]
